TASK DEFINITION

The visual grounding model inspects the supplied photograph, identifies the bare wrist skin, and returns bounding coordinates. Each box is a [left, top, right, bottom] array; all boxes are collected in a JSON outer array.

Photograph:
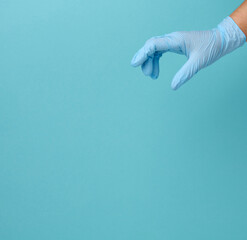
[[230, 0, 247, 40]]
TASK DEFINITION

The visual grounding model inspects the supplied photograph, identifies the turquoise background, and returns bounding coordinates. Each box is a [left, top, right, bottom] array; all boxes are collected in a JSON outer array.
[[1, 0, 247, 239]]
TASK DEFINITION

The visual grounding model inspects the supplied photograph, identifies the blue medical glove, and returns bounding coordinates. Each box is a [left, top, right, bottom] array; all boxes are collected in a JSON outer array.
[[131, 17, 246, 90]]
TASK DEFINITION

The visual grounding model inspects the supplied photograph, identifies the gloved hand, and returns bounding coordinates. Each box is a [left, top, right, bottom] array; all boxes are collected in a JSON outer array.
[[131, 17, 246, 90]]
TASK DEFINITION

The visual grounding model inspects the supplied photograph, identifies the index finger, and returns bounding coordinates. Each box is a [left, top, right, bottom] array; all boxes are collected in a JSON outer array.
[[131, 33, 183, 67], [131, 39, 157, 67]]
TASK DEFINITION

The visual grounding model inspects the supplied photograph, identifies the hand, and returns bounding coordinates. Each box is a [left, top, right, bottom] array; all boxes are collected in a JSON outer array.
[[131, 17, 246, 90]]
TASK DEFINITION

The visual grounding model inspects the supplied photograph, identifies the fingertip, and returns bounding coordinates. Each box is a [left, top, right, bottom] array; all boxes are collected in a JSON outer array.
[[150, 70, 159, 79], [171, 84, 177, 90], [171, 78, 181, 90], [151, 74, 159, 80], [131, 54, 138, 67], [171, 84, 179, 90], [131, 48, 148, 67], [131, 62, 137, 67], [142, 65, 152, 76]]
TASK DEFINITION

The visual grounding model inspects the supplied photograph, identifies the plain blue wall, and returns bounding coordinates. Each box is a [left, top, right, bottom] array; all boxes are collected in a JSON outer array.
[[1, 0, 247, 239]]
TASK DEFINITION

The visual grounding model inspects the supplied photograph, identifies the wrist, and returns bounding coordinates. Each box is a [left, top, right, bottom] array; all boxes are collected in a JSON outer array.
[[230, 0, 247, 41], [229, 15, 247, 41], [217, 17, 246, 56]]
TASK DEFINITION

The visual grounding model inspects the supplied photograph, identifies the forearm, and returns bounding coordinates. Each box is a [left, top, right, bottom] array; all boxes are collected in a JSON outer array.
[[230, 0, 247, 40]]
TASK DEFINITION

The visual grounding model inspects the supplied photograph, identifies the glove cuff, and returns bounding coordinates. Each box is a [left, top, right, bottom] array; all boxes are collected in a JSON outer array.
[[217, 16, 246, 55]]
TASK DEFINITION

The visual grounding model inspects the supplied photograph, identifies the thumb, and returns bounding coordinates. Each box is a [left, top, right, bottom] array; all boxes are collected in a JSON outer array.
[[171, 57, 198, 90]]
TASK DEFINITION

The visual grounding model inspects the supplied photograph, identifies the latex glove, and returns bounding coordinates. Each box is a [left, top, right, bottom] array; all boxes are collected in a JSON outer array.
[[131, 17, 246, 90]]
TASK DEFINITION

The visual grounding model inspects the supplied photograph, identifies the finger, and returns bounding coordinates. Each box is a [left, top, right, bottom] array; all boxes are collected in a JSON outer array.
[[171, 57, 198, 90], [153, 34, 184, 54], [131, 49, 144, 67], [141, 57, 153, 76], [131, 33, 184, 67], [150, 53, 162, 79], [131, 37, 159, 67], [131, 45, 155, 67]]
